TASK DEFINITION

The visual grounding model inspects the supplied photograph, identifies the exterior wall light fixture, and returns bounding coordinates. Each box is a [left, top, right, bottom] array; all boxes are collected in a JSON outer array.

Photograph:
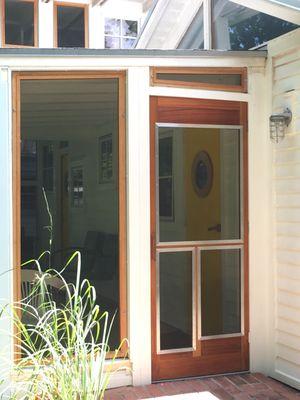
[[270, 108, 292, 143]]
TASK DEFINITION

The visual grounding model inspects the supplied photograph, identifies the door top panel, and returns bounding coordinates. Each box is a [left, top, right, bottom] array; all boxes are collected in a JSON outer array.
[[156, 97, 246, 126]]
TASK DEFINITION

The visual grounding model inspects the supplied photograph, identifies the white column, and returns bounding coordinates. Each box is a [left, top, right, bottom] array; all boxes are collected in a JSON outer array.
[[203, 0, 212, 50], [89, 5, 104, 49], [248, 66, 273, 374], [0, 68, 13, 381], [127, 67, 152, 386], [38, 0, 54, 48]]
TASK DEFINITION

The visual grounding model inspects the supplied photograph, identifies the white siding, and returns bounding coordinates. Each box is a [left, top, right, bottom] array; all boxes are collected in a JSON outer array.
[[269, 28, 300, 390]]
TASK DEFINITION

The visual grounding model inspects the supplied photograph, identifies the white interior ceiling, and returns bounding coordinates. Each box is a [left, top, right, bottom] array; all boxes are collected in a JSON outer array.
[[21, 79, 118, 134]]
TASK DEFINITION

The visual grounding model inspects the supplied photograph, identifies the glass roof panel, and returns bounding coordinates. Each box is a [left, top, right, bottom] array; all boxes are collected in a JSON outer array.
[[212, 0, 299, 50], [268, 0, 300, 10]]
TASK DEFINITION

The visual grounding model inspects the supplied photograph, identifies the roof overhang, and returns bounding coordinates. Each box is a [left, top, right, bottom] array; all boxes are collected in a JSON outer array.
[[0, 48, 267, 58]]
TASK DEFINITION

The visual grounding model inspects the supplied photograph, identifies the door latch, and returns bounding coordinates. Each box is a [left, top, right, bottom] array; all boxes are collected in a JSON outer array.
[[208, 223, 221, 232]]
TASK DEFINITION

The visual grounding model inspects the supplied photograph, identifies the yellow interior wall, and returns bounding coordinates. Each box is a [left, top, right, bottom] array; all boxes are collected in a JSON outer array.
[[183, 128, 221, 241], [183, 128, 222, 334]]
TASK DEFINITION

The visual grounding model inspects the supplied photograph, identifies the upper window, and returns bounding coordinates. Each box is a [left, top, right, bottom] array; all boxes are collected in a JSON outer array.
[[151, 67, 247, 92], [212, 0, 298, 50], [54, 2, 88, 48], [3, 0, 37, 47], [104, 18, 138, 49]]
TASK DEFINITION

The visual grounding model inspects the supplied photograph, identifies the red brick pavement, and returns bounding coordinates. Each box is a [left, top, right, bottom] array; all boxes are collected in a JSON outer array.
[[105, 373, 300, 400]]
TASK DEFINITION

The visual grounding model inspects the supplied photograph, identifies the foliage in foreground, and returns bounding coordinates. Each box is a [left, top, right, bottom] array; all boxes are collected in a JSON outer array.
[[0, 251, 127, 400]]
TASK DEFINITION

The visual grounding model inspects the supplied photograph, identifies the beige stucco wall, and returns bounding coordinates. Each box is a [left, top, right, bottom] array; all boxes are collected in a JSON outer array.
[[268, 28, 300, 390]]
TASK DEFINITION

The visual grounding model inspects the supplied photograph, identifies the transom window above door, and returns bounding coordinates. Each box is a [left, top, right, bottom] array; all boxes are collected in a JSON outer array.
[[104, 18, 138, 49]]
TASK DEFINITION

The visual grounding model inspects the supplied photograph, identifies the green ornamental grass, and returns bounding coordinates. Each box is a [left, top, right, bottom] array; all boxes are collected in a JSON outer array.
[[0, 189, 127, 399]]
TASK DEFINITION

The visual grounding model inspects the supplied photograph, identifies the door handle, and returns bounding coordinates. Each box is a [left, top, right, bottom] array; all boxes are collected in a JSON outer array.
[[208, 223, 221, 232]]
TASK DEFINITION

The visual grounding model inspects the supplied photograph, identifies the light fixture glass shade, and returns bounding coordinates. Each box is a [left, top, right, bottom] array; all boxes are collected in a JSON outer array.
[[269, 108, 292, 143], [270, 118, 285, 143]]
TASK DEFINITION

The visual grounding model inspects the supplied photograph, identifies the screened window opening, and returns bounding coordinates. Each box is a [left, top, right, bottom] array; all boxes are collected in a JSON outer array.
[[212, 0, 299, 50], [55, 3, 87, 48], [151, 68, 247, 92], [4, 0, 36, 46], [104, 18, 138, 49], [201, 248, 242, 337], [158, 126, 241, 244], [159, 251, 193, 351]]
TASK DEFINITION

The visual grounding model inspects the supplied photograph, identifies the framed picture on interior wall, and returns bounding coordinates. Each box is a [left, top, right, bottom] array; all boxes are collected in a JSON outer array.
[[71, 166, 84, 207], [192, 150, 213, 198], [99, 134, 113, 183]]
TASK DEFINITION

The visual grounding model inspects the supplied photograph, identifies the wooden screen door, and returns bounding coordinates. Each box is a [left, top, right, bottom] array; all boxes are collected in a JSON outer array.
[[150, 96, 249, 381]]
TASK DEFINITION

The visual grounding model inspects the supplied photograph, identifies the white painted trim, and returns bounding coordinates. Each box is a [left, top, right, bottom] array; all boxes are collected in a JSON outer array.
[[0, 67, 14, 378], [230, 0, 300, 24], [127, 67, 152, 386], [247, 66, 273, 375], [107, 367, 132, 389], [203, 0, 212, 50], [89, 3, 103, 49], [38, 0, 54, 48], [149, 86, 250, 102], [272, 371, 300, 391], [0, 56, 266, 71]]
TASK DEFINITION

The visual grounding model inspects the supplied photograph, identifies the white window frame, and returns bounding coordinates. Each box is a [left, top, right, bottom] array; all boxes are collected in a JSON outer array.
[[203, 0, 212, 50], [104, 17, 139, 49]]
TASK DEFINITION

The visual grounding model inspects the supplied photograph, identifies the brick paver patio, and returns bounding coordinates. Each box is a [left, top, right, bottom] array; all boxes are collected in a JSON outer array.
[[105, 373, 300, 400]]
